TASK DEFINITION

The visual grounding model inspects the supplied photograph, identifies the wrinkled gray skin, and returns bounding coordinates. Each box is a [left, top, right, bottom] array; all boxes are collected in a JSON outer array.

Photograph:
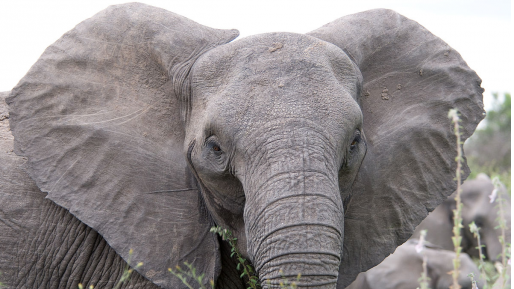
[[346, 241, 484, 289], [0, 3, 484, 289], [189, 33, 363, 286], [412, 174, 511, 262], [0, 94, 157, 289]]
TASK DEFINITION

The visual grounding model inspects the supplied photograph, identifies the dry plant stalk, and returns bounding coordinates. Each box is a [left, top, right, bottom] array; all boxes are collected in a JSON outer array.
[[169, 261, 215, 289], [491, 177, 510, 288], [449, 109, 464, 289], [416, 230, 430, 289], [469, 222, 490, 285], [467, 273, 480, 289]]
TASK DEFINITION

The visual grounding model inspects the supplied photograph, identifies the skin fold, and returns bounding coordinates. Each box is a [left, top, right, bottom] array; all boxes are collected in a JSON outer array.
[[1, 3, 484, 289]]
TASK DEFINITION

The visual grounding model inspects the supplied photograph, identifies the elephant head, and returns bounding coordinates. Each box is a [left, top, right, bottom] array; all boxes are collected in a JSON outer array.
[[461, 174, 511, 262], [414, 174, 511, 263], [5, 3, 484, 288]]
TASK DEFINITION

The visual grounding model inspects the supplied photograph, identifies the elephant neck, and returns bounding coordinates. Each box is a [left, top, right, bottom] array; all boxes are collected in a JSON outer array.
[[1, 189, 155, 289]]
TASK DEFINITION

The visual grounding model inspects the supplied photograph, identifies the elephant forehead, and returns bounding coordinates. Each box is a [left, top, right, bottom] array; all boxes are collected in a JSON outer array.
[[193, 32, 359, 98], [191, 32, 362, 137]]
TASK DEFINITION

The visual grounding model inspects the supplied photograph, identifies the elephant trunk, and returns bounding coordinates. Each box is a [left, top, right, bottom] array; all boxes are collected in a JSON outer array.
[[243, 133, 344, 288], [248, 194, 344, 288]]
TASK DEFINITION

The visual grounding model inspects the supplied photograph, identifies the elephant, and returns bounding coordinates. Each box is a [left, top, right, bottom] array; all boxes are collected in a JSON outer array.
[[412, 174, 511, 262], [0, 3, 484, 289], [345, 240, 484, 289]]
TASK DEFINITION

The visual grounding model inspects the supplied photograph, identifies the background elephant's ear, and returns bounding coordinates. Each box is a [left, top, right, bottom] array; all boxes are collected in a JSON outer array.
[[7, 3, 238, 288], [308, 9, 484, 286]]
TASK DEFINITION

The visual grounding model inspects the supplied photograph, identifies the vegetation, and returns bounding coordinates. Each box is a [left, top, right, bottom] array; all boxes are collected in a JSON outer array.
[[465, 93, 511, 192], [416, 230, 430, 289], [169, 262, 215, 289], [465, 93, 511, 288], [170, 226, 302, 289], [210, 226, 261, 289], [449, 109, 465, 289], [113, 249, 143, 289], [492, 177, 511, 288], [469, 221, 489, 284], [467, 273, 480, 289], [418, 104, 511, 289]]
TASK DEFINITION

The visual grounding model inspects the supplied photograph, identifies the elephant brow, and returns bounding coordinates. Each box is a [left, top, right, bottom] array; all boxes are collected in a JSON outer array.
[[145, 188, 196, 194]]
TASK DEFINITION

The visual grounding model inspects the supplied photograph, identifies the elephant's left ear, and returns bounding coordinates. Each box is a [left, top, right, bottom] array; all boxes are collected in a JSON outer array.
[[308, 9, 484, 287], [7, 3, 238, 288]]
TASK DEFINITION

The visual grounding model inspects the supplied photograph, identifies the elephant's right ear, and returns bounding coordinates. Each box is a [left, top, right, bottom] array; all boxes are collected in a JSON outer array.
[[7, 3, 238, 288], [308, 9, 484, 287]]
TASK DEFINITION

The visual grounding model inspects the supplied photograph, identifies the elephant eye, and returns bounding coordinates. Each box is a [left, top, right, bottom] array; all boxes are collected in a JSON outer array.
[[350, 130, 361, 150], [205, 136, 223, 156], [207, 140, 222, 154]]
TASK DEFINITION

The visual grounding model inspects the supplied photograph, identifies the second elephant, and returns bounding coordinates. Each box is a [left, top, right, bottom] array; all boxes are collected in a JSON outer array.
[[412, 174, 511, 262], [345, 241, 484, 289]]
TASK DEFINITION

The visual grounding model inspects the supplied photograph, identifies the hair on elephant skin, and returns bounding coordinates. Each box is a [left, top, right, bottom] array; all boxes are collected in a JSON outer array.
[[345, 240, 484, 289], [412, 174, 511, 263], [1, 3, 484, 289]]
